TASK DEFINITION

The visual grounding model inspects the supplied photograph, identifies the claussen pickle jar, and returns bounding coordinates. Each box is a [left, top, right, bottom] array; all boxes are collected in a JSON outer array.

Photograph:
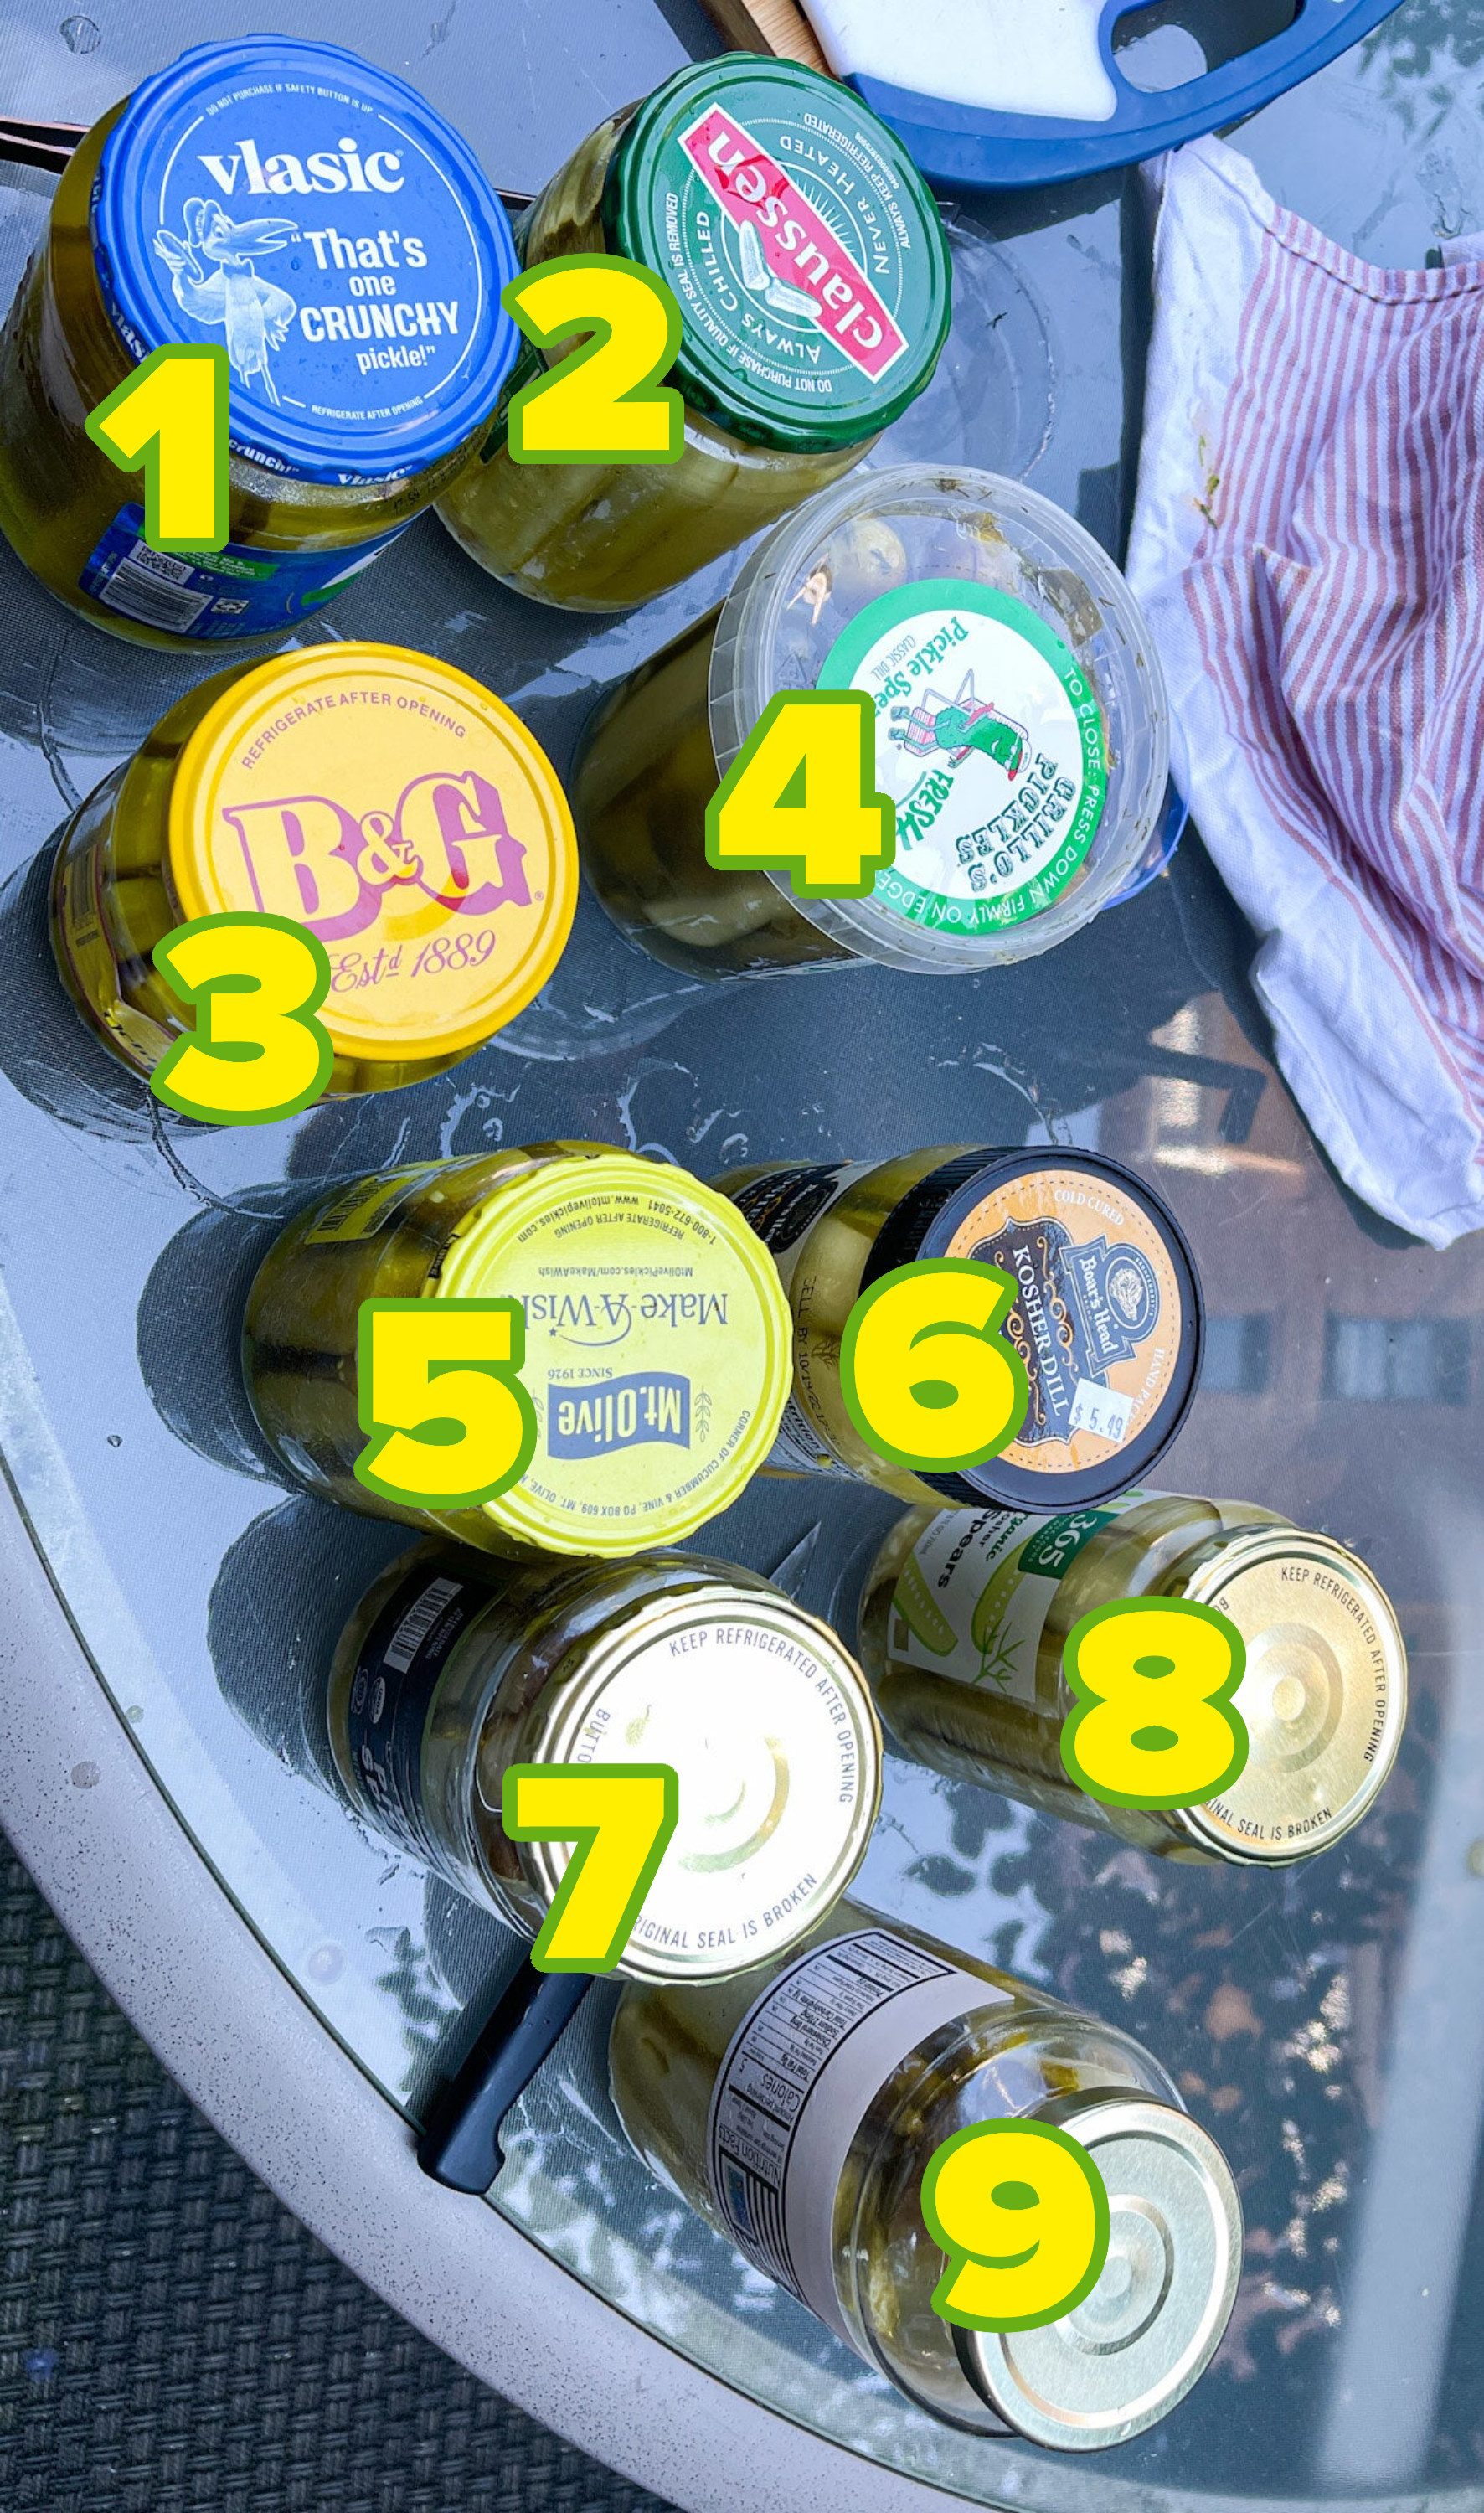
[[0, 39, 519, 643], [860, 1492, 1409, 1864], [610, 1904, 1241, 2447], [435, 57, 951, 610], [244, 1143, 792, 1556], [575, 464, 1167, 974], [51, 643, 578, 1096], [328, 1543, 882, 1974], [716, 1145, 1203, 1509]]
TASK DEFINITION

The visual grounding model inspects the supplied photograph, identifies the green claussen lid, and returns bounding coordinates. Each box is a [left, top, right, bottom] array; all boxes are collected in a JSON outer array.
[[605, 56, 951, 452]]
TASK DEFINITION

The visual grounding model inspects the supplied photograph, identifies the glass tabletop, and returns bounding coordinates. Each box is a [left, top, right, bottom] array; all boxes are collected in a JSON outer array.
[[0, 2, 1481, 2505]]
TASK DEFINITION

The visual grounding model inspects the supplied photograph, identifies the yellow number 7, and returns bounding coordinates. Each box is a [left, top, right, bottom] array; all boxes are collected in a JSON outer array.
[[504, 1765, 680, 1971]]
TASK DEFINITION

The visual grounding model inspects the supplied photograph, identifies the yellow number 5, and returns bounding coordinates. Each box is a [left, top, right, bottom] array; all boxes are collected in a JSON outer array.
[[1060, 1597, 1249, 1810], [923, 2119, 1110, 2332], [356, 1300, 538, 1509], [503, 255, 683, 464], [504, 1765, 680, 1971], [151, 912, 332, 1123]]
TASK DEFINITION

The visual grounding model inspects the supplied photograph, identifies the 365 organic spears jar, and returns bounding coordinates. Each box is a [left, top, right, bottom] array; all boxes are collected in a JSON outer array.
[[0, 38, 520, 643], [435, 57, 951, 611], [50, 643, 578, 1097]]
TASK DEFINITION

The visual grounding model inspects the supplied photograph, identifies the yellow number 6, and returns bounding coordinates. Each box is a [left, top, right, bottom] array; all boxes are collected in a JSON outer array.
[[503, 255, 683, 464], [923, 2118, 1110, 2332]]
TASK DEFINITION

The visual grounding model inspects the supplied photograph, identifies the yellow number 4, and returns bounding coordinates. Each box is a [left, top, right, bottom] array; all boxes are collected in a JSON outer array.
[[356, 1299, 538, 1511], [504, 1764, 680, 1972], [152, 912, 332, 1124], [923, 2118, 1110, 2333], [503, 255, 683, 464], [707, 691, 894, 900], [1060, 1597, 1249, 1811], [86, 344, 229, 553]]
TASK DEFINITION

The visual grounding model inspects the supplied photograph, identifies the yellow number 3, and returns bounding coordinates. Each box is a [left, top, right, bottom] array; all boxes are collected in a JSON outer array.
[[923, 2119, 1110, 2332], [1060, 1597, 1249, 1811], [152, 913, 332, 1124]]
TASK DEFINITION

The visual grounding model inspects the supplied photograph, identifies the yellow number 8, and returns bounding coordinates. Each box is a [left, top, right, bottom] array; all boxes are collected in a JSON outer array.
[[1060, 1597, 1248, 1811], [922, 2118, 1110, 2333]]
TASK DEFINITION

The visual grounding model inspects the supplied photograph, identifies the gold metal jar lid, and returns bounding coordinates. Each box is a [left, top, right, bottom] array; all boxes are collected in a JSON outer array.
[[514, 1587, 882, 1981], [1176, 1528, 1408, 1865], [959, 2095, 1241, 2451]]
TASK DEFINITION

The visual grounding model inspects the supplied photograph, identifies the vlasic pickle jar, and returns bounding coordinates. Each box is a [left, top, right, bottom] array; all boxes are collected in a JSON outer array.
[[574, 464, 1167, 974], [717, 1146, 1203, 1509], [0, 39, 519, 645], [244, 1143, 792, 1556], [328, 1543, 882, 1974], [610, 1905, 1241, 2447], [50, 644, 578, 1097], [435, 58, 951, 611], [860, 1492, 1409, 1865]]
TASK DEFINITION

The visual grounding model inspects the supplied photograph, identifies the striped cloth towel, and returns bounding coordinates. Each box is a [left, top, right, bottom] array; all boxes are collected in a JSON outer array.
[[1126, 137, 1484, 1248]]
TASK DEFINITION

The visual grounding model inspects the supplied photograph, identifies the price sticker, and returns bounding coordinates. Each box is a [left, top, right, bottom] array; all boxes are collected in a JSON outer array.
[[502, 255, 684, 464], [151, 912, 332, 1123], [85, 344, 229, 552], [1061, 1597, 1249, 1811], [355, 1298, 538, 1510], [923, 2118, 1110, 2333], [840, 1259, 1030, 1474], [706, 692, 894, 900], [503, 1763, 680, 1972]]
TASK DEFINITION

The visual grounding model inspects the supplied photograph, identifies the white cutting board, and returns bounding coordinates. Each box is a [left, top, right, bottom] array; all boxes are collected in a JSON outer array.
[[801, 0, 1120, 121]]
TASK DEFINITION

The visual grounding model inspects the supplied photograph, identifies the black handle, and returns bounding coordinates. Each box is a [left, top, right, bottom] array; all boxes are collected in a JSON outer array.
[[416, 1959, 591, 2194]]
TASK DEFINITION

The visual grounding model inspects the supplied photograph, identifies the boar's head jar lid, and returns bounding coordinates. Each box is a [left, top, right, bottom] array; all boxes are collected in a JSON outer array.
[[91, 37, 520, 482], [166, 642, 578, 1065], [605, 57, 951, 452]]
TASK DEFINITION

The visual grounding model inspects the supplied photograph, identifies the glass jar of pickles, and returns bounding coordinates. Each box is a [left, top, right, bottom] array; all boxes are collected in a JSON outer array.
[[243, 1143, 792, 1557], [716, 1145, 1204, 1510], [0, 38, 519, 645], [859, 1492, 1409, 1863], [573, 463, 1168, 974], [50, 642, 579, 1097], [435, 57, 951, 611], [610, 1905, 1241, 2446], [328, 1542, 882, 1975]]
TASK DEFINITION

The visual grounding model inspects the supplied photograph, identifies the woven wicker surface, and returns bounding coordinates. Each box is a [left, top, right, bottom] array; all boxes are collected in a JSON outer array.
[[0, 1838, 678, 2513]]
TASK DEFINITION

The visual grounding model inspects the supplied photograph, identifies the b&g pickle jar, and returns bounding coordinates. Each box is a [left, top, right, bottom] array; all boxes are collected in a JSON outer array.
[[610, 1905, 1241, 2447], [51, 643, 578, 1097], [859, 1491, 1409, 1865], [574, 464, 1168, 975], [328, 1543, 882, 1974], [435, 57, 951, 611], [716, 1145, 1203, 1510], [244, 1143, 792, 1557], [0, 39, 519, 644]]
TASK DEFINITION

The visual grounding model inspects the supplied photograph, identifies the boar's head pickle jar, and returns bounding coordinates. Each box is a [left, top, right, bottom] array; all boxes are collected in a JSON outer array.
[[244, 1143, 792, 1556], [610, 1905, 1242, 2446], [0, 38, 520, 643], [435, 57, 951, 611], [717, 1145, 1203, 1510], [50, 643, 578, 1097], [328, 1542, 882, 1974], [860, 1490, 1409, 1864], [574, 463, 1167, 974]]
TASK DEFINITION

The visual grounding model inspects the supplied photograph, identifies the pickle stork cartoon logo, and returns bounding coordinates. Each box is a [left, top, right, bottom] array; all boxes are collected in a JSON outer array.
[[153, 202, 299, 403], [889, 672, 1029, 782]]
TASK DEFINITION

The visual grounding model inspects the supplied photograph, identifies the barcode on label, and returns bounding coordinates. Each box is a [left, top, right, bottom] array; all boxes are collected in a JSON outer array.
[[1069, 1378, 1134, 1442], [97, 545, 212, 632], [384, 1576, 462, 1674]]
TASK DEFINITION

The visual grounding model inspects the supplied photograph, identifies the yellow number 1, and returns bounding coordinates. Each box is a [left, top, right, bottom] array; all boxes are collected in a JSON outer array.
[[504, 1765, 680, 1972], [86, 345, 229, 552]]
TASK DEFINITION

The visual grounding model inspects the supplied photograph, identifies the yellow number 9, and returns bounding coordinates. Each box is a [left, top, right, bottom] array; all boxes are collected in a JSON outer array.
[[922, 2119, 1110, 2332], [1061, 1597, 1249, 1810]]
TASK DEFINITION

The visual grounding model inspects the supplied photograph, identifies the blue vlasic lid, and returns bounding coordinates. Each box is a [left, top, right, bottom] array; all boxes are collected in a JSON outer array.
[[91, 36, 520, 485]]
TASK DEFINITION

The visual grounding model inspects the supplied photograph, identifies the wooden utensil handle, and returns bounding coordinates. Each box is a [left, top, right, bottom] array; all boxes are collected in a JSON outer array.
[[696, 0, 832, 73]]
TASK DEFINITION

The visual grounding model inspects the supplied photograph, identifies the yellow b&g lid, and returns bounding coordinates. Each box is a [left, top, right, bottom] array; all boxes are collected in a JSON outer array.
[[167, 644, 576, 1065]]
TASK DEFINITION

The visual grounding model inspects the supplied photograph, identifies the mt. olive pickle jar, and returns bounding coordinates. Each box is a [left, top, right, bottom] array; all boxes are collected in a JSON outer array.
[[715, 1146, 1203, 1510], [435, 57, 951, 611], [609, 1904, 1241, 2447], [573, 463, 1167, 974], [50, 643, 578, 1097], [243, 1143, 792, 1558], [859, 1493, 1409, 1864], [0, 39, 519, 645], [328, 1544, 882, 1976]]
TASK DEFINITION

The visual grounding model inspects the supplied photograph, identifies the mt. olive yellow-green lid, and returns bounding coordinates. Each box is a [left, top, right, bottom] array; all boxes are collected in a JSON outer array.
[[435, 1153, 792, 1554], [605, 56, 951, 452]]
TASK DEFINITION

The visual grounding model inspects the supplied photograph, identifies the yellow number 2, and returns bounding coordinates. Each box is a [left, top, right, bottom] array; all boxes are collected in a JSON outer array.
[[707, 691, 894, 900], [840, 1260, 1030, 1473], [356, 1300, 538, 1511], [504, 255, 683, 463], [151, 912, 332, 1123], [1060, 1597, 1249, 1811], [923, 2119, 1110, 2332], [504, 1764, 680, 1972], [85, 344, 229, 551]]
